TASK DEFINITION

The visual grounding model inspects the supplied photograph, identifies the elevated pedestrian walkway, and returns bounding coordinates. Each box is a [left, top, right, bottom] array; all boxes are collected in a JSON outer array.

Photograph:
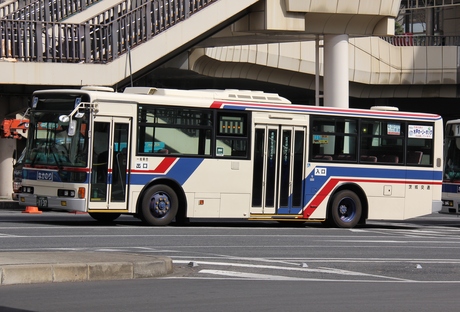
[[190, 36, 459, 99], [0, 0, 399, 88], [0, 0, 261, 87]]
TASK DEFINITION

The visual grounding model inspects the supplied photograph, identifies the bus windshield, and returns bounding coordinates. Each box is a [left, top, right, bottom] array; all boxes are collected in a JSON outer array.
[[25, 110, 89, 173]]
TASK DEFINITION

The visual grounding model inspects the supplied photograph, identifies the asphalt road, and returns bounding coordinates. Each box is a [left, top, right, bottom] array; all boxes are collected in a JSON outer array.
[[1, 209, 460, 311]]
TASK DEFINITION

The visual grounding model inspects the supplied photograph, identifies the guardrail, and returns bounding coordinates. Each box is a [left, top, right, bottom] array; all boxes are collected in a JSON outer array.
[[0, 0, 217, 62]]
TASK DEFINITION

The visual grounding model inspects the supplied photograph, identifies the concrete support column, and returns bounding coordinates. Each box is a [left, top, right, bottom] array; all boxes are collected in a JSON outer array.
[[0, 139, 15, 198], [323, 34, 349, 108]]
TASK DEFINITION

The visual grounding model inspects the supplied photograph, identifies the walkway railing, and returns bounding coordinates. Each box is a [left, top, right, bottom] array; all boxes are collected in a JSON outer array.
[[0, 0, 98, 20], [403, 0, 460, 10], [0, 0, 35, 18], [381, 34, 460, 46], [85, 0, 155, 25], [0, 0, 217, 62]]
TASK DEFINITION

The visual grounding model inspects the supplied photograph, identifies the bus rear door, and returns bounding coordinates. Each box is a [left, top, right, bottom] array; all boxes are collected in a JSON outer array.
[[252, 125, 306, 215]]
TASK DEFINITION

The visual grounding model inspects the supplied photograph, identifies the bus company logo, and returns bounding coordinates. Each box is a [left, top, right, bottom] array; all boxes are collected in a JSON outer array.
[[37, 171, 53, 181], [314, 167, 327, 176], [408, 184, 430, 190]]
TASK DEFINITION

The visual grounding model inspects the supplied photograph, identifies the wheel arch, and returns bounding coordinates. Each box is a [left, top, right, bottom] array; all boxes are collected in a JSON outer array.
[[327, 182, 368, 224], [136, 177, 187, 219]]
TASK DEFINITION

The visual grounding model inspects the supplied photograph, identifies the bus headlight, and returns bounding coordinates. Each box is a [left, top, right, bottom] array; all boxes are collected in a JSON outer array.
[[442, 200, 454, 207], [22, 186, 34, 194], [58, 189, 76, 197]]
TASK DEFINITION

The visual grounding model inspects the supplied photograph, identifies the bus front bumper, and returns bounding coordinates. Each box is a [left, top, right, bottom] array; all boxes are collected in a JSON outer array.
[[432, 200, 442, 213], [18, 194, 87, 212]]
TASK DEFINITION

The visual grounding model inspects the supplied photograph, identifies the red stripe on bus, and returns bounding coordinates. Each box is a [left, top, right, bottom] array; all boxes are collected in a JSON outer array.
[[24, 165, 90, 172], [130, 157, 177, 174], [303, 179, 340, 218], [152, 157, 177, 173], [61, 167, 90, 172], [210, 102, 224, 108], [211, 101, 440, 119]]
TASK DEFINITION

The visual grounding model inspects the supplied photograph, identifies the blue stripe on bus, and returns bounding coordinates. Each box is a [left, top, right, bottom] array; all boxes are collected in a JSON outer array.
[[167, 158, 204, 184], [23, 169, 80, 183], [320, 166, 442, 180], [129, 158, 203, 186], [442, 183, 460, 193], [302, 167, 442, 195]]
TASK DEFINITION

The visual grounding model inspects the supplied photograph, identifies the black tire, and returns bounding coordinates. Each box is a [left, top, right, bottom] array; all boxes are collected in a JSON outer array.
[[140, 184, 178, 226], [88, 212, 121, 223], [329, 190, 362, 228]]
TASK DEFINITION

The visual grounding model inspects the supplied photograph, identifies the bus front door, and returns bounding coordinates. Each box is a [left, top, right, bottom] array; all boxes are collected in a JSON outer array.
[[252, 125, 306, 215], [88, 116, 131, 211]]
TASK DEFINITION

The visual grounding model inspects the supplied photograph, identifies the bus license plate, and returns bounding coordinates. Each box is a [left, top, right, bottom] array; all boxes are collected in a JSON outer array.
[[36, 197, 48, 208]]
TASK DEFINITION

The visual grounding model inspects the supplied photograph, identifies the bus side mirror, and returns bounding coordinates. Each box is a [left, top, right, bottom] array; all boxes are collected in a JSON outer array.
[[59, 115, 70, 123], [12, 149, 17, 165]]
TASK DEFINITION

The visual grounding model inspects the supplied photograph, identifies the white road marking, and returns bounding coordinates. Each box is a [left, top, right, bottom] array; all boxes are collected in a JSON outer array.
[[199, 269, 304, 280], [170, 255, 460, 264], [164, 273, 460, 284], [173, 260, 412, 281]]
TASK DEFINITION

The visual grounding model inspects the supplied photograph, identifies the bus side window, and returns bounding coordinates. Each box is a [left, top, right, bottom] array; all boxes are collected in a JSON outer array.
[[407, 151, 423, 165], [216, 112, 249, 159], [380, 155, 399, 163]]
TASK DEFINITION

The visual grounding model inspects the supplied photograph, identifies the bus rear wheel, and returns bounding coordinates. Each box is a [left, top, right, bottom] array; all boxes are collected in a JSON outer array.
[[89, 212, 121, 223], [141, 184, 178, 226], [329, 190, 362, 228]]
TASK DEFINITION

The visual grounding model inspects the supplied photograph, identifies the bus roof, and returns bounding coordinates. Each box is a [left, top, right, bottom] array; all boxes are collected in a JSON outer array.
[[122, 86, 292, 104], [32, 86, 442, 121]]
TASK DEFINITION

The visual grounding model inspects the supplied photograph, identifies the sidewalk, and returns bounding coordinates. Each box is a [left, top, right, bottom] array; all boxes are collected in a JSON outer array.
[[0, 251, 173, 285]]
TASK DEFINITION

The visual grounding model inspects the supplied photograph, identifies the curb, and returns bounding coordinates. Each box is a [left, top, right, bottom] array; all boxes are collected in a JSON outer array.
[[0, 252, 173, 285]]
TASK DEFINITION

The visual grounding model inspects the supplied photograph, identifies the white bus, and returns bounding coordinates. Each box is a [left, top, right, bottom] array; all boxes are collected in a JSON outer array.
[[441, 119, 460, 214], [19, 86, 443, 228]]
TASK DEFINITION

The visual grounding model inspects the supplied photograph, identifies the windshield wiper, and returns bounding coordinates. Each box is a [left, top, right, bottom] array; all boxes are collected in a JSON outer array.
[[50, 144, 64, 170], [30, 151, 39, 167]]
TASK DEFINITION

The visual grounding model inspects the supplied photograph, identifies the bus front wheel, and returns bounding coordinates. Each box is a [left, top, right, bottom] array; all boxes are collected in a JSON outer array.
[[141, 184, 178, 226], [329, 190, 362, 228]]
